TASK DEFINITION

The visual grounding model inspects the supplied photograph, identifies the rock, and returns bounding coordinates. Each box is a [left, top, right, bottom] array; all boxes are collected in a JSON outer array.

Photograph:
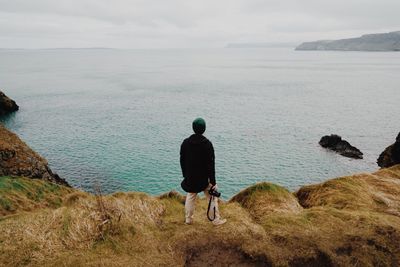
[[377, 132, 400, 168], [0, 124, 69, 186], [319, 134, 363, 159], [0, 91, 19, 116]]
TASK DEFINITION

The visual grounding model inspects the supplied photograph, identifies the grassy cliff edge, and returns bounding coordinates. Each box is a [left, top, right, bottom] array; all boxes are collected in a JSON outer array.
[[1, 165, 400, 266]]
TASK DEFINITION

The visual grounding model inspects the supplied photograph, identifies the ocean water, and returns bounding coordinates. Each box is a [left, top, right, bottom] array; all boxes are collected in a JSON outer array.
[[0, 48, 399, 198]]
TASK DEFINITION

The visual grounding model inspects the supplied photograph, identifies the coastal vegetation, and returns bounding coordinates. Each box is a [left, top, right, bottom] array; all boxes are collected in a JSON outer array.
[[0, 176, 73, 216], [1, 164, 400, 266]]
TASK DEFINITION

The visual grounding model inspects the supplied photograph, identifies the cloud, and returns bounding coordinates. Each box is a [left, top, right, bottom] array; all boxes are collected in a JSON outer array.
[[0, 0, 398, 48]]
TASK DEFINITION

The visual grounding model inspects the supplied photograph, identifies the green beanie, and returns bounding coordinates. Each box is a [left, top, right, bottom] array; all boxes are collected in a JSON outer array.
[[192, 118, 206, 134]]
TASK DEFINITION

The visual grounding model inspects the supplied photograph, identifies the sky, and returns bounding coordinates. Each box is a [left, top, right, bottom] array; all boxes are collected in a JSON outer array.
[[0, 0, 399, 49]]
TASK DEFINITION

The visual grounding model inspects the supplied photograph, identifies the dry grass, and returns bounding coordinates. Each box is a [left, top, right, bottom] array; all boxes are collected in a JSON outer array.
[[1, 166, 400, 266], [230, 182, 302, 223], [296, 165, 400, 216]]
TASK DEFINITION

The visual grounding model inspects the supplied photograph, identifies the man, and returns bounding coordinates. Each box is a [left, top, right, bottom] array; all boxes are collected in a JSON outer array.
[[180, 118, 226, 225]]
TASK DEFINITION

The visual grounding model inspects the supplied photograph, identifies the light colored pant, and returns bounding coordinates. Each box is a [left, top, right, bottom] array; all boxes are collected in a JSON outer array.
[[185, 184, 221, 222]]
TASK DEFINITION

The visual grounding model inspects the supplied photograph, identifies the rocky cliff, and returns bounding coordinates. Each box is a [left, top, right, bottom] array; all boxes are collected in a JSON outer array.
[[0, 125, 69, 186], [296, 31, 400, 51], [0, 91, 19, 116], [378, 132, 400, 168]]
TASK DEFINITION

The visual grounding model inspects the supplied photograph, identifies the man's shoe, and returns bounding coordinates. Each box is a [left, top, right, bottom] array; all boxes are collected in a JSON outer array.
[[185, 218, 193, 225], [212, 218, 227, 226]]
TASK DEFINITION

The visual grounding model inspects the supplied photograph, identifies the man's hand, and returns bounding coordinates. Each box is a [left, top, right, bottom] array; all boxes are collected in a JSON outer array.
[[211, 184, 218, 191]]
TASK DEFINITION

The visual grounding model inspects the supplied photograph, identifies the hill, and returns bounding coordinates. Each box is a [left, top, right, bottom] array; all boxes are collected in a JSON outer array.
[[1, 165, 400, 266], [296, 31, 400, 51]]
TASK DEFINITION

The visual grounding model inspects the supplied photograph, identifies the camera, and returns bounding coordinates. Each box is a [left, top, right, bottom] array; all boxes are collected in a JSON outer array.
[[208, 188, 221, 198]]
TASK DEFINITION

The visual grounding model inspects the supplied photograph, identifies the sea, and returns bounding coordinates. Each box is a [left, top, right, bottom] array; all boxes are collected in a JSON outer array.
[[1, 48, 399, 198]]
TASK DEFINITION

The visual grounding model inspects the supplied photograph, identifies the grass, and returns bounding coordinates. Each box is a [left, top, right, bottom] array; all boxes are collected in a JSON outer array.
[[0, 176, 73, 216], [0, 197, 12, 211], [1, 166, 400, 266], [296, 165, 400, 216], [230, 182, 303, 224]]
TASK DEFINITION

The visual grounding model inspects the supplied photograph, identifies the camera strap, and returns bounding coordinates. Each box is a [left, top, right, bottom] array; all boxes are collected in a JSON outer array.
[[207, 196, 216, 221]]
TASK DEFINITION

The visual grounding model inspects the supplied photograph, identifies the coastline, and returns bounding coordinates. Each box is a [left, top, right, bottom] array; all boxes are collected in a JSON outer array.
[[1, 124, 400, 266]]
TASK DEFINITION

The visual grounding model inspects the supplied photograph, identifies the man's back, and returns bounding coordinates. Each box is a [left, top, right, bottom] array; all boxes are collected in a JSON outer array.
[[180, 134, 215, 193]]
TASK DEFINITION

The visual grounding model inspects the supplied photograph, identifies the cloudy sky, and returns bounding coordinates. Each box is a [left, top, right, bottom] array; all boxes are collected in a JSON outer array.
[[0, 0, 399, 49]]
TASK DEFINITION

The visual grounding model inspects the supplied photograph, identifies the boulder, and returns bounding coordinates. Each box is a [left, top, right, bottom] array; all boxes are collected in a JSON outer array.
[[319, 134, 363, 159], [0, 91, 19, 116], [0, 124, 69, 186], [377, 132, 400, 168]]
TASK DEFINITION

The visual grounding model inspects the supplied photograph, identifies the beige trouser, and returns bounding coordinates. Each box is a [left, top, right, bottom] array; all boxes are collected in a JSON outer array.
[[185, 184, 220, 222]]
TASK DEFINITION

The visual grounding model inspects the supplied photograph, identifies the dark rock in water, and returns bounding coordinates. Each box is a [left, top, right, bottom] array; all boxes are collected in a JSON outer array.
[[377, 132, 400, 168], [0, 91, 19, 116], [319, 134, 363, 159], [0, 124, 69, 186]]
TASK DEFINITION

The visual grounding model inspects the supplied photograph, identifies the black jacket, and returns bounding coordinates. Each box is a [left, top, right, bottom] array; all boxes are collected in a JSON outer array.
[[180, 134, 216, 193]]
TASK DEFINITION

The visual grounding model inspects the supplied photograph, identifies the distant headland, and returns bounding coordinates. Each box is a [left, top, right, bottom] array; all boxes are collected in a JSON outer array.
[[296, 31, 400, 51]]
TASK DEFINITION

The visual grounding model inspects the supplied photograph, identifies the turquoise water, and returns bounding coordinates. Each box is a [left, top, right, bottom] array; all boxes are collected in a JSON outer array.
[[1, 48, 399, 198]]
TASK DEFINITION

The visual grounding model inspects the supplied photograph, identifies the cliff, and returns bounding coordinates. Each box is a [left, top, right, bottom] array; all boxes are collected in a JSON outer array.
[[0, 125, 69, 186], [378, 132, 400, 168], [1, 126, 400, 266], [1, 165, 400, 266], [296, 31, 400, 51], [0, 91, 19, 116]]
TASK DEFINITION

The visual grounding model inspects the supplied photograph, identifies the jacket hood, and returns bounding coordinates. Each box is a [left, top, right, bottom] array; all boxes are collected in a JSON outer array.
[[187, 134, 208, 145]]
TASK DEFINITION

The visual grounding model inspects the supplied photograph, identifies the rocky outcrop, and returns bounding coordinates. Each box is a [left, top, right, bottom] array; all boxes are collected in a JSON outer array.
[[319, 134, 363, 159], [0, 124, 69, 186], [0, 91, 19, 116], [377, 132, 400, 168], [296, 31, 400, 51]]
